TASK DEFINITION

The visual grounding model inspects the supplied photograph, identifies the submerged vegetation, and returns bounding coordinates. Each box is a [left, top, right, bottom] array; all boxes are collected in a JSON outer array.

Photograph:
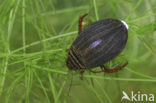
[[0, 0, 156, 103]]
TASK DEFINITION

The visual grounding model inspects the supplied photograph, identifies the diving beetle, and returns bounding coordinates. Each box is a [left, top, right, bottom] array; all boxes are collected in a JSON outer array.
[[66, 14, 128, 74]]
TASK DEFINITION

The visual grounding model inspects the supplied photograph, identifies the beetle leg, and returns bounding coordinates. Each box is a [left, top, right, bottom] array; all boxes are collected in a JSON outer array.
[[100, 62, 128, 73], [78, 14, 88, 34], [80, 70, 85, 80]]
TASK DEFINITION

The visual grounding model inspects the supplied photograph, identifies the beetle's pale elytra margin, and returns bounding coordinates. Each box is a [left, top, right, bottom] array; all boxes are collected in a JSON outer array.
[[120, 20, 129, 30]]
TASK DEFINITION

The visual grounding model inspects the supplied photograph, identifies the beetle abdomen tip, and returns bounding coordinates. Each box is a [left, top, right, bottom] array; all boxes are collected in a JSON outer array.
[[120, 20, 129, 30]]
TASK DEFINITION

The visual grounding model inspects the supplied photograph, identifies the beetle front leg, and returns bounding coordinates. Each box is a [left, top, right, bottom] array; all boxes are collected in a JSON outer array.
[[78, 14, 88, 34], [100, 62, 128, 73]]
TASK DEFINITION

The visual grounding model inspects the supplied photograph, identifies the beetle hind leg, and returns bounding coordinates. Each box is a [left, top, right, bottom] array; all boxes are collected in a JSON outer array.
[[78, 14, 88, 34], [100, 62, 128, 73]]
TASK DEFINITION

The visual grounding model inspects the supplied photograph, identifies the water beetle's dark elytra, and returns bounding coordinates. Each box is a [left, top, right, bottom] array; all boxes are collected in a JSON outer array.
[[66, 14, 128, 73]]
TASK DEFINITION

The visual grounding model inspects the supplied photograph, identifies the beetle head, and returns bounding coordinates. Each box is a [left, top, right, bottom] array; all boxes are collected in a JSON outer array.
[[66, 56, 77, 70]]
